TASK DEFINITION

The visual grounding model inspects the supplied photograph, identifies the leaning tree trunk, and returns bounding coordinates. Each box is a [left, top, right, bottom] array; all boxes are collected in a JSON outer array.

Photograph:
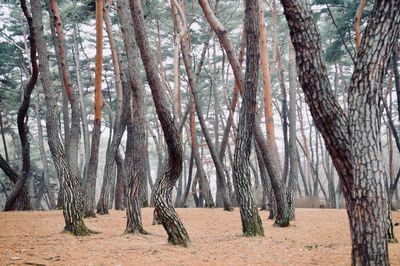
[[129, 0, 189, 247], [280, 0, 400, 264], [116, 0, 147, 233], [232, 0, 264, 237], [31, 0, 90, 236], [4, 0, 37, 211], [173, 0, 229, 210]]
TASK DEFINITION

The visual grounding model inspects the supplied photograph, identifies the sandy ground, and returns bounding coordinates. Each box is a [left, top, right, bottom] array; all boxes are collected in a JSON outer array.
[[0, 208, 399, 265]]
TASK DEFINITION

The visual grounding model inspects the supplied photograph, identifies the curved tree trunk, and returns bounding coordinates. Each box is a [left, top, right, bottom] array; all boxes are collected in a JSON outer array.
[[129, 0, 189, 247], [280, 0, 400, 263], [232, 0, 264, 236], [31, 0, 90, 236], [4, 0, 37, 211]]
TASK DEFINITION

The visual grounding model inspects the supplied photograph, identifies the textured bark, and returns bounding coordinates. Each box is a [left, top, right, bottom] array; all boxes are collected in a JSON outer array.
[[129, 0, 189, 247], [280, 0, 400, 264], [232, 0, 264, 237], [199, 0, 289, 227], [84, 0, 104, 218], [4, 0, 38, 211], [31, 0, 90, 235], [117, 0, 147, 233], [48, 0, 82, 182]]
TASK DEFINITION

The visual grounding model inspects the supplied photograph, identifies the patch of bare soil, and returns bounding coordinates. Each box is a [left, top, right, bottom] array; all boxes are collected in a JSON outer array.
[[0, 208, 399, 265]]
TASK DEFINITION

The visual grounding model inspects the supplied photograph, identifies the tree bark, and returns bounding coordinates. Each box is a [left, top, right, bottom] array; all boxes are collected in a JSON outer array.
[[280, 0, 400, 263], [129, 0, 189, 247], [198, 0, 289, 227], [232, 0, 264, 237], [31, 0, 90, 235], [116, 0, 147, 233]]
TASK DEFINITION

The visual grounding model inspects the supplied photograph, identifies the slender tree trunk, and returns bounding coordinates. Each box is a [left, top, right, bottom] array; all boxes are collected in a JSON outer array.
[[173, 0, 230, 210], [84, 0, 104, 218], [114, 151, 126, 210], [35, 90, 56, 209], [72, 24, 90, 183], [31, 0, 90, 235], [129, 0, 189, 246], [96, 1, 126, 215], [4, 0, 37, 211], [286, 41, 299, 220]]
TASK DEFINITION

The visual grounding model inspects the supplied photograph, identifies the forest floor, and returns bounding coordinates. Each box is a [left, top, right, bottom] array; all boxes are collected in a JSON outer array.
[[0, 208, 399, 265]]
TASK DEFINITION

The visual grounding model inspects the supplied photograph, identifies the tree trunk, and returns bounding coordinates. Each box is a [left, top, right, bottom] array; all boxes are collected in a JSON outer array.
[[286, 41, 299, 220], [84, 0, 104, 218], [35, 90, 56, 209], [31, 0, 90, 235], [280, 0, 400, 263], [173, 0, 229, 210], [232, 0, 264, 237], [116, 0, 147, 233], [48, 0, 82, 183], [129, 0, 189, 247], [96, 1, 126, 215], [199, 0, 289, 227], [114, 151, 126, 210]]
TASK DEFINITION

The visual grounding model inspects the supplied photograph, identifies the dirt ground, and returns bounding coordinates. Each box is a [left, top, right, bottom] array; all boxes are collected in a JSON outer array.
[[0, 208, 399, 265]]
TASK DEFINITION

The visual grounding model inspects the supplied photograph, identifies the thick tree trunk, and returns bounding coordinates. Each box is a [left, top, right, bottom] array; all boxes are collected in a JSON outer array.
[[232, 0, 264, 237], [31, 0, 90, 235], [4, 0, 37, 211], [48, 0, 82, 183], [129, 0, 189, 246], [199, 0, 289, 227], [280, 0, 400, 264], [117, 0, 147, 233]]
